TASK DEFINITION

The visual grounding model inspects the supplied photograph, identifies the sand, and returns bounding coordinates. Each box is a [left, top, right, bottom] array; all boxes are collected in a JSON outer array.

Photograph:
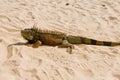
[[0, 0, 120, 80]]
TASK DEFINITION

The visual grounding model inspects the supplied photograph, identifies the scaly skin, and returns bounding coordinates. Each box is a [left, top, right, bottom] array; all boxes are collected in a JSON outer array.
[[21, 28, 120, 53]]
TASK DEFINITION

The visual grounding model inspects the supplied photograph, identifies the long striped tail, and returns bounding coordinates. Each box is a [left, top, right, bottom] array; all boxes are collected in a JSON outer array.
[[66, 35, 120, 46]]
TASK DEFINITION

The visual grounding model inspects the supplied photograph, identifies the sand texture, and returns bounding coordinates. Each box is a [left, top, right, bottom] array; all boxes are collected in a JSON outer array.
[[0, 0, 120, 80]]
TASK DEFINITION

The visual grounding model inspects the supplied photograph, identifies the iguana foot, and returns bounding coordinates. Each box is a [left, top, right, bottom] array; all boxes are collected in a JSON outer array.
[[67, 47, 73, 54]]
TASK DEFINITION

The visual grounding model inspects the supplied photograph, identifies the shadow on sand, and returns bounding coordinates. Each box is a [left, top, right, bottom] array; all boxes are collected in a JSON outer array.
[[8, 42, 26, 47]]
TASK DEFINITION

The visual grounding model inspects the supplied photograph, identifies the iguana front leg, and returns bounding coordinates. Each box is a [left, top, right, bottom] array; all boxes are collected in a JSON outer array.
[[32, 40, 42, 48], [25, 40, 42, 48]]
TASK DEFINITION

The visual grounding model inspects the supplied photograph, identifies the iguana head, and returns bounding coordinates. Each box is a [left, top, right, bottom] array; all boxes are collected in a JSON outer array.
[[21, 28, 39, 42]]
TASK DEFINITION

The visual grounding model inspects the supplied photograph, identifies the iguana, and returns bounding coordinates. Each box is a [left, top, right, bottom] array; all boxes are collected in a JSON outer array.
[[21, 28, 120, 53]]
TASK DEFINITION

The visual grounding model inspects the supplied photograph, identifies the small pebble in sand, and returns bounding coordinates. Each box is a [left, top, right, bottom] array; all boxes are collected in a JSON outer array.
[[66, 3, 69, 6]]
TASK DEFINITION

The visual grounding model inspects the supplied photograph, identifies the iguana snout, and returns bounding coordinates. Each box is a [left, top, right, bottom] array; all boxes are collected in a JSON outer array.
[[21, 29, 34, 41]]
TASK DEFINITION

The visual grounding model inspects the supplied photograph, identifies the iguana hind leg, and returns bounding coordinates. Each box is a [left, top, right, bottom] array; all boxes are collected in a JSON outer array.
[[60, 40, 74, 54]]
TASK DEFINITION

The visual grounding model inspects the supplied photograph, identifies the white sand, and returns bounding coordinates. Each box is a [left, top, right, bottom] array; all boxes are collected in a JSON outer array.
[[0, 0, 120, 80]]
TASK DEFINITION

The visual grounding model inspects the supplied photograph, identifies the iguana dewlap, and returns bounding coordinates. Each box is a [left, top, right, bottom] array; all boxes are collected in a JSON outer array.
[[21, 28, 120, 53]]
